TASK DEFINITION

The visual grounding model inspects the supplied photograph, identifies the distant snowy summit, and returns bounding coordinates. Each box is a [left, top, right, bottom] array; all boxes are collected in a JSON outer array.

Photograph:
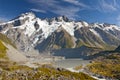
[[0, 12, 120, 54]]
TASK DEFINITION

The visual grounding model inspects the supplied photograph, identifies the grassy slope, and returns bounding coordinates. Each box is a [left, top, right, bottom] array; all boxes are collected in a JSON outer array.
[[0, 33, 16, 48], [0, 40, 7, 58], [86, 53, 120, 79], [0, 63, 96, 80], [0, 33, 16, 59]]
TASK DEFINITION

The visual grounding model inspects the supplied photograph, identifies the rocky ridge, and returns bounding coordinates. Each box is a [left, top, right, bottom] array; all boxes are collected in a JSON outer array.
[[0, 12, 120, 57]]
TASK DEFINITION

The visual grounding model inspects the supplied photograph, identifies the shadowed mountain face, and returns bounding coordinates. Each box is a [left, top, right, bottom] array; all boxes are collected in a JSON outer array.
[[53, 46, 103, 59], [35, 27, 75, 52], [0, 12, 120, 57], [115, 45, 120, 52]]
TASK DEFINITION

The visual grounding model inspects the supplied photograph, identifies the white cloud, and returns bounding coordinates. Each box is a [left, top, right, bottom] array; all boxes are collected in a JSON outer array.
[[63, 0, 89, 8], [117, 15, 120, 26], [29, 0, 59, 8], [113, 0, 119, 8], [28, 0, 120, 20], [52, 6, 81, 20], [97, 0, 118, 12], [27, 0, 89, 20], [31, 8, 46, 13], [101, 0, 117, 11], [27, 0, 120, 26]]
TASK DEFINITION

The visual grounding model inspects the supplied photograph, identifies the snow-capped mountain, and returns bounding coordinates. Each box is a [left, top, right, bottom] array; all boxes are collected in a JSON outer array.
[[0, 12, 120, 54]]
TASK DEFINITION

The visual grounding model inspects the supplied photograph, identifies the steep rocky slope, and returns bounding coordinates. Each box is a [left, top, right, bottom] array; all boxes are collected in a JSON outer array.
[[35, 27, 75, 52], [0, 33, 27, 62]]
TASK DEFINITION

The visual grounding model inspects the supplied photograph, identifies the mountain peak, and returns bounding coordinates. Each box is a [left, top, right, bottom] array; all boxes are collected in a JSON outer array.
[[21, 12, 35, 17], [57, 15, 69, 22], [17, 12, 36, 20], [49, 15, 69, 22]]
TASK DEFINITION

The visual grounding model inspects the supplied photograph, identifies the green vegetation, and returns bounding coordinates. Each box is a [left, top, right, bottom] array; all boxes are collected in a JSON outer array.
[[0, 61, 32, 71], [74, 65, 83, 71], [0, 40, 7, 58], [0, 33, 16, 59], [76, 39, 89, 48], [86, 53, 120, 79], [0, 33, 16, 48], [37, 67, 93, 79], [0, 61, 96, 80]]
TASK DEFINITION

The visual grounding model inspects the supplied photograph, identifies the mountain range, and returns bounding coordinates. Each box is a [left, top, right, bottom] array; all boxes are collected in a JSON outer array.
[[0, 12, 120, 58]]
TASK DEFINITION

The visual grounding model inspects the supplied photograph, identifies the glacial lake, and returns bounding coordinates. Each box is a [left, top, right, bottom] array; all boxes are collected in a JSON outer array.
[[54, 59, 90, 68]]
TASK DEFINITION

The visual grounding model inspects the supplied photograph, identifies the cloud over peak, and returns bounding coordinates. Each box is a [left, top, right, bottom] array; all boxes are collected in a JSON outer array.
[[26, 0, 120, 26], [31, 8, 47, 13], [28, 0, 89, 20], [63, 0, 89, 8], [97, 0, 118, 12]]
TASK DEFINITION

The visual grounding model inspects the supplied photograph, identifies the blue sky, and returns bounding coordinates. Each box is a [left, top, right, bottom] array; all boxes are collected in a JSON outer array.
[[0, 0, 120, 26]]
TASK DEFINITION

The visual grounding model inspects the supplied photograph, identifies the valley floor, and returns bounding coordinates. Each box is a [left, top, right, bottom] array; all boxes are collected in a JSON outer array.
[[53, 59, 107, 80]]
